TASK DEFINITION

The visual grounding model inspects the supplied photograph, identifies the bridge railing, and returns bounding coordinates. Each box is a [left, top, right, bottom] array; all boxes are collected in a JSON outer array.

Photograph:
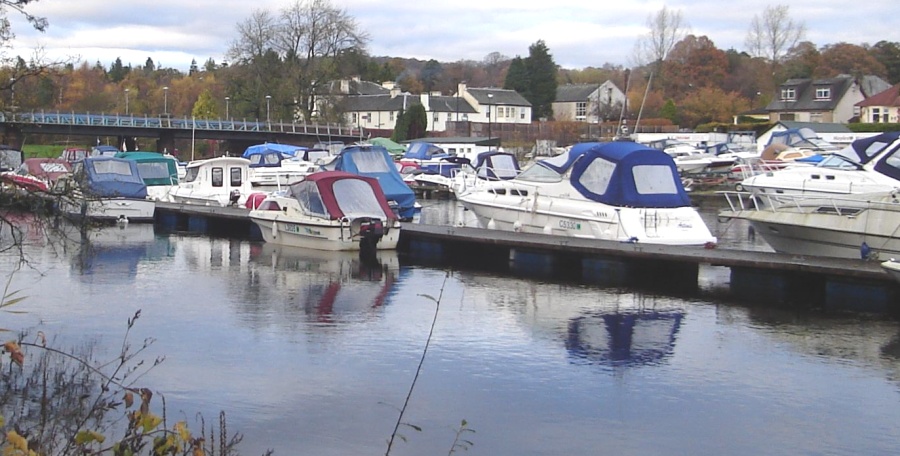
[[8, 111, 364, 138]]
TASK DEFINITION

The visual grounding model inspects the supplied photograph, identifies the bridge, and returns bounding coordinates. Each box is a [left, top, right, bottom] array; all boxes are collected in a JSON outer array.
[[0, 111, 366, 153]]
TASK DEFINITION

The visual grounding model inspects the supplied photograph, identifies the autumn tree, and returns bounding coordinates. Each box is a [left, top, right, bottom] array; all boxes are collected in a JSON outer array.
[[745, 5, 805, 64], [679, 86, 749, 128], [779, 41, 820, 80], [816, 42, 887, 79], [191, 89, 217, 119], [660, 35, 728, 99], [482, 51, 509, 87]]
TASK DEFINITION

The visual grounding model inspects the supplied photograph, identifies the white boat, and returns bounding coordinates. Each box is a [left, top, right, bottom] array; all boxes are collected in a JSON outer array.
[[740, 131, 900, 200], [881, 259, 900, 284], [645, 139, 734, 175], [167, 156, 255, 207], [449, 150, 521, 195], [243, 143, 322, 187], [52, 156, 155, 223], [456, 141, 717, 246], [720, 190, 900, 260], [249, 170, 401, 251]]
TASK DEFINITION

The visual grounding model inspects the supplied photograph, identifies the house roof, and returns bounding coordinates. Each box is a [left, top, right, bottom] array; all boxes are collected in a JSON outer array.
[[342, 93, 478, 114], [322, 79, 390, 96], [859, 75, 892, 98], [467, 88, 532, 106], [766, 76, 854, 112], [555, 84, 599, 102], [856, 83, 900, 108]]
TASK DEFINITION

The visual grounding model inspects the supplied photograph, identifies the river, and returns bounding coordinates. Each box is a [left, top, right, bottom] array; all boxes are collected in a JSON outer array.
[[2, 200, 900, 456]]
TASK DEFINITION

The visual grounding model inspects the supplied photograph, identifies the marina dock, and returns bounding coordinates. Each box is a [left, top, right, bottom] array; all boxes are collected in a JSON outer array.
[[153, 201, 899, 309]]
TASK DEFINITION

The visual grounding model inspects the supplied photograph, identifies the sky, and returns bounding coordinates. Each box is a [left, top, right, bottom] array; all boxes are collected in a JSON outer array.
[[6, 0, 898, 73]]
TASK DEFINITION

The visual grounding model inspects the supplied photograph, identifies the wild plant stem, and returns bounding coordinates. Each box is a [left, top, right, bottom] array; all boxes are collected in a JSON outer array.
[[385, 273, 448, 456]]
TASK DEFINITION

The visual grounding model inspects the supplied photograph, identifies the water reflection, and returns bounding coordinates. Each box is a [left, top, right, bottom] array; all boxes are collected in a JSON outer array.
[[567, 309, 683, 367], [246, 244, 400, 323], [70, 223, 175, 283]]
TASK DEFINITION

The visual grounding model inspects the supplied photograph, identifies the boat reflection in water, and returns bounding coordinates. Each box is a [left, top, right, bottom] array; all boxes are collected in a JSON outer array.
[[567, 306, 683, 368], [70, 223, 174, 283], [248, 243, 400, 323]]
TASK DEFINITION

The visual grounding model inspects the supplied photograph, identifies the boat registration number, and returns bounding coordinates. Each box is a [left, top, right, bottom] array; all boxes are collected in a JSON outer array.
[[559, 220, 581, 230], [282, 223, 322, 237]]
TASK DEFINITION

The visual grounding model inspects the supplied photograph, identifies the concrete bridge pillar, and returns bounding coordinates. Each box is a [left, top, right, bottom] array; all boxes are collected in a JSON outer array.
[[1, 125, 24, 150], [157, 131, 176, 156]]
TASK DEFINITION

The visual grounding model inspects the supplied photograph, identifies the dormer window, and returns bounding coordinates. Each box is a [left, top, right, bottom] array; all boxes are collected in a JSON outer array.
[[781, 88, 796, 101], [815, 87, 831, 100]]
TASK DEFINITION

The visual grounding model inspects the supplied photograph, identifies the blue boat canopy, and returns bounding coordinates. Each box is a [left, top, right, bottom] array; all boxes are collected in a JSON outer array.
[[75, 156, 148, 199], [537, 142, 691, 208], [321, 145, 417, 220], [242, 143, 307, 159]]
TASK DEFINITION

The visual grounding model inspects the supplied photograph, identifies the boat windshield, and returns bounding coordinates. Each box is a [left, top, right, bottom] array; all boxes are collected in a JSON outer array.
[[516, 162, 563, 183], [333, 179, 387, 217], [92, 159, 134, 176], [816, 154, 861, 170], [136, 161, 176, 180], [183, 166, 200, 183]]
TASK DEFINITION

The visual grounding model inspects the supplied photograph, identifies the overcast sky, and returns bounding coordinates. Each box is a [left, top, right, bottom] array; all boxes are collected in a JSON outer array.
[[7, 0, 897, 72]]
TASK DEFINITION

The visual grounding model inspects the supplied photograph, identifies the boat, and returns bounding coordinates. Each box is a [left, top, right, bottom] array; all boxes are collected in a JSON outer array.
[[167, 156, 255, 207], [719, 190, 900, 260], [738, 131, 900, 200], [248, 170, 401, 252], [645, 139, 735, 175], [319, 144, 418, 221], [51, 156, 155, 223], [90, 145, 120, 157], [115, 151, 180, 201], [1, 158, 71, 192], [449, 150, 521, 195], [59, 147, 89, 163], [456, 141, 717, 246], [0, 146, 24, 172], [243, 143, 319, 187], [881, 259, 900, 284]]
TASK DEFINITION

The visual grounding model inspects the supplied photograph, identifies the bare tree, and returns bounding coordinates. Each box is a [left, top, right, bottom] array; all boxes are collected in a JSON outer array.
[[227, 9, 277, 64], [634, 6, 690, 66], [745, 5, 806, 64]]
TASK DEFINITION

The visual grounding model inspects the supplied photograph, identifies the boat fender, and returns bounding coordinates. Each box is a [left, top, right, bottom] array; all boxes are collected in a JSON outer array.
[[487, 218, 496, 230], [271, 218, 278, 239], [543, 225, 552, 235], [513, 221, 522, 232]]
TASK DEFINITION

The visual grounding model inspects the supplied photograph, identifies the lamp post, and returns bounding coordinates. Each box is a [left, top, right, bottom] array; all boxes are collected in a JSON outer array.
[[163, 86, 169, 115], [9, 78, 14, 110], [124, 88, 130, 115], [487, 93, 493, 143], [225, 96, 230, 119], [266, 95, 271, 124]]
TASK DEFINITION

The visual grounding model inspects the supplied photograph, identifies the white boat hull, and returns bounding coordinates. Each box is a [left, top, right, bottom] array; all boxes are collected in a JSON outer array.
[[459, 192, 716, 246], [721, 192, 900, 260], [251, 214, 400, 251], [881, 260, 900, 284], [59, 196, 155, 222]]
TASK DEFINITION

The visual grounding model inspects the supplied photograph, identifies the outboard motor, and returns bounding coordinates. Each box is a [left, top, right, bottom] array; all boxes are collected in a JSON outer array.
[[358, 218, 386, 259], [228, 189, 241, 206]]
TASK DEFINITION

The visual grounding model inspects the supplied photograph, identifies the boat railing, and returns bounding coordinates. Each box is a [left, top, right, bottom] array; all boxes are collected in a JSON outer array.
[[720, 190, 900, 215]]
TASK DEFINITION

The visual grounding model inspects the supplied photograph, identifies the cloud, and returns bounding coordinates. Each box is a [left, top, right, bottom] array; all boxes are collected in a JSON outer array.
[[5, 0, 896, 72]]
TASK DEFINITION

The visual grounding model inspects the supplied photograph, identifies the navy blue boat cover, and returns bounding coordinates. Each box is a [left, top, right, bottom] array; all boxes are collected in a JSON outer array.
[[78, 156, 148, 199], [324, 145, 417, 219], [539, 142, 691, 208]]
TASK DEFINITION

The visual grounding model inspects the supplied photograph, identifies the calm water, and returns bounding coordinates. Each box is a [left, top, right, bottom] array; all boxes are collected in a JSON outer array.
[[3, 202, 900, 456]]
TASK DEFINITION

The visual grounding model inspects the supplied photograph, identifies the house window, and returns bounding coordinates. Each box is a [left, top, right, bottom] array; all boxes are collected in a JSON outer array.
[[520, 110, 525, 120], [815, 87, 831, 100], [352, 113, 358, 124], [433, 112, 439, 121], [576, 102, 587, 120], [780, 113, 796, 121], [810, 112, 823, 123], [872, 108, 882, 123], [781, 88, 796, 101], [389, 111, 395, 121], [366, 113, 372, 124]]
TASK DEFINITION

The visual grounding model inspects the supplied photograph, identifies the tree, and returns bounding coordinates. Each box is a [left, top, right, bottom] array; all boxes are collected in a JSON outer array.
[[660, 35, 728, 99], [503, 56, 529, 98], [482, 51, 509, 87], [635, 6, 690, 66], [523, 40, 557, 120], [779, 41, 820, 79], [870, 41, 900, 84], [816, 42, 886, 79], [405, 103, 427, 139], [191, 89, 217, 119], [108, 57, 128, 82], [745, 5, 805, 64], [391, 107, 408, 142], [419, 59, 442, 93]]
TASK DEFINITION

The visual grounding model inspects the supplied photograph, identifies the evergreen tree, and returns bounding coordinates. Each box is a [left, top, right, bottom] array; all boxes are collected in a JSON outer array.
[[503, 56, 530, 98], [189, 59, 199, 75], [524, 40, 557, 120], [420, 59, 443, 93], [143, 57, 155, 73], [406, 104, 428, 139], [660, 99, 678, 124], [391, 107, 408, 142], [108, 57, 127, 82]]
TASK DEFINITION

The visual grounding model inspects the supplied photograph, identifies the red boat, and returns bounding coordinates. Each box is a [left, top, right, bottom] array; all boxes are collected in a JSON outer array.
[[0, 158, 72, 192]]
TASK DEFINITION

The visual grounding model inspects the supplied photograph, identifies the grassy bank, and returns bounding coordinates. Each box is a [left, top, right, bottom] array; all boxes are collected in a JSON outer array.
[[22, 144, 67, 158]]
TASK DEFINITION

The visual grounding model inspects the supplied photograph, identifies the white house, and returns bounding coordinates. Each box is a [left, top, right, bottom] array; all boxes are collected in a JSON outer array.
[[552, 81, 625, 123], [856, 83, 900, 124]]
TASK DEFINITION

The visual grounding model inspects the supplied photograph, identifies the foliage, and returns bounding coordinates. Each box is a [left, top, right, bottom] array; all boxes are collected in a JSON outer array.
[[848, 122, 900, 133], [659, 99, 677, 124], [502, 57, 529, 100], [0, 310, 245, 455], [192, 89, 218, 119], [390, 107, 408, 142], [634, 6, 690, 66], [816, 42, 887, 79], [419, 60, 442, 93], [869, 41, 900, 84], [523, 41, 557, 121]]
